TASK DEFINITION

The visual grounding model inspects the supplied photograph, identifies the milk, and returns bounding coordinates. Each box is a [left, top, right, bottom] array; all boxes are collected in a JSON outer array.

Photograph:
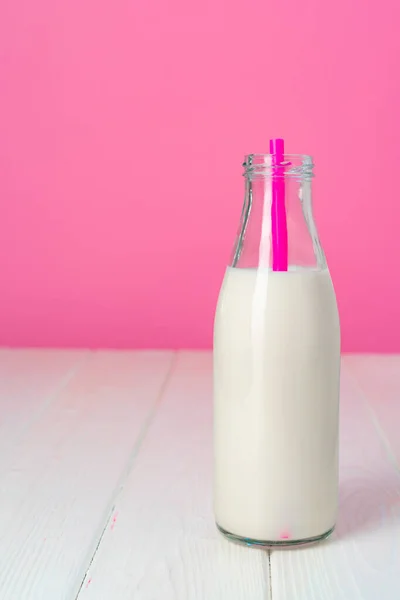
[[213, 266, 340, 544]]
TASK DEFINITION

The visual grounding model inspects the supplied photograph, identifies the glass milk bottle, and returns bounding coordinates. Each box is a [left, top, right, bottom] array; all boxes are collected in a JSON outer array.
[[213, 142, 340, 547]]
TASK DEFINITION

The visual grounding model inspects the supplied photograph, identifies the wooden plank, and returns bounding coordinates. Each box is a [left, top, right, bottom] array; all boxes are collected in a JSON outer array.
[[77, 352, 270, 600], [270, 361, 400, 600], [0, 349, 88, 471], [346, 354, 400, 469], [0, 350, 174, 600]]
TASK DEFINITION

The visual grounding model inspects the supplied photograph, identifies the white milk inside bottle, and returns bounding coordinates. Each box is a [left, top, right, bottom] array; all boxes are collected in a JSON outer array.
[[213, 148, 340, 547]]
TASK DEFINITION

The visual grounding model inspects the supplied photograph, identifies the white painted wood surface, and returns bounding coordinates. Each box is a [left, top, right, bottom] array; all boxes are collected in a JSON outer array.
[[0, 350, 399, 600], [0, 349, 87, 473], [0, 350, 173, 600], [270, 362, 400, 600], [77, 352, 270, 600], [346, 355, 400, 469]]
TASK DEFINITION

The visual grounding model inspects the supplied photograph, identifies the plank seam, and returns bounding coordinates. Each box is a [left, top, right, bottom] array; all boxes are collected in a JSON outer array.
[[73, 351, 178, 600], [25, 351, 91, 426], [268, 550, 273, 599], [0, 351, 91, 473]]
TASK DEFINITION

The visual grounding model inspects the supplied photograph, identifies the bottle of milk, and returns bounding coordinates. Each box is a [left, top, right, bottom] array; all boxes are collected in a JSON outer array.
[[213, 148, 340, 547]]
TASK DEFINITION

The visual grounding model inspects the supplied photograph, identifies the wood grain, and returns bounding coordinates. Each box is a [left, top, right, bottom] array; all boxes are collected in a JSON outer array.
[[76, 352, 271, 600], [0, 350, 173, 600], [270, 361, 400, 600]]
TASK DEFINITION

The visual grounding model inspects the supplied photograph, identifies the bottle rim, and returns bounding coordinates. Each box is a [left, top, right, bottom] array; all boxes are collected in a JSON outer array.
[[243, 154, 314, 179]]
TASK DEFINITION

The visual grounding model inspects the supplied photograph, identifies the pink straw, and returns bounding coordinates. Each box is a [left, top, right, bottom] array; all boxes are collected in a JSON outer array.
[[270, 138, 288, 271]]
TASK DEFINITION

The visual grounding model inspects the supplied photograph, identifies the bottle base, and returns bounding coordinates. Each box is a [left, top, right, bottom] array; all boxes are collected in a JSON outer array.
[[216, 523, 335, 549]]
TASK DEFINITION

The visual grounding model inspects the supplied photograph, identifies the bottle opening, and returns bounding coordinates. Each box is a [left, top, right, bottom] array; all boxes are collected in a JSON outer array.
[[243, 154, 314, 180]]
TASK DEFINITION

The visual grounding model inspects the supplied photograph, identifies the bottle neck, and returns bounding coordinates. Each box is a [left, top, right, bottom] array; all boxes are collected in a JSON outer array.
[[231, 157, 326, 271]]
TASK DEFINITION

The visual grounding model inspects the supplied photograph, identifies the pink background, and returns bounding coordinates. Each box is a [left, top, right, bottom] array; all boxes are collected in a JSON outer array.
[[0, 0, 399, 351]]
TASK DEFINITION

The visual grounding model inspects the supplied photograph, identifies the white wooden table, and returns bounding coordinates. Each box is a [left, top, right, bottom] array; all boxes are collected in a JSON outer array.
[[0, 349, 399, 600]]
